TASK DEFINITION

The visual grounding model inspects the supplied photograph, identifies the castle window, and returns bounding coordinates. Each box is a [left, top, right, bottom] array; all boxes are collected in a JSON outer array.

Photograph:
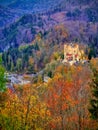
[[67, 56, 73, 61]]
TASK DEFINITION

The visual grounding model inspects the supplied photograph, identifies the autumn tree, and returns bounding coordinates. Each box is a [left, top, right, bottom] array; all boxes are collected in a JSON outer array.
[[0, 83, 51, 130], [44, 64, 93, 130]]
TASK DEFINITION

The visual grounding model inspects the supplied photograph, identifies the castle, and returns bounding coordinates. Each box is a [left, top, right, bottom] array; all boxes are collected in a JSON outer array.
[[63, 43, 85, 65]]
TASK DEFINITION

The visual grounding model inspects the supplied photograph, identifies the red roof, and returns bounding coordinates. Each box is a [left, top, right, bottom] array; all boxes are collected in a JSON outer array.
[[66, 54, 72, 56]]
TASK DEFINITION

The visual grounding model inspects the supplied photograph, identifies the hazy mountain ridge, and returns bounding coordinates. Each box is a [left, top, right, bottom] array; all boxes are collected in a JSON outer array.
[[0, 0, 64, 11], [0, 5, 22, 27], [0, 0, 98, 52]]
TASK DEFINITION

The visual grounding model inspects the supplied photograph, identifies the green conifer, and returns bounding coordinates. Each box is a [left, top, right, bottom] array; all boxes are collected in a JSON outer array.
[[89, 68, 98, 120]]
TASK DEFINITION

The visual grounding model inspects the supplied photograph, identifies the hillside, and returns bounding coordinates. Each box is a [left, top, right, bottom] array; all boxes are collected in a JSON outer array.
[[2, 25, 91, 73], [0, 0, 98, 52], [0, 5, 22, 27]]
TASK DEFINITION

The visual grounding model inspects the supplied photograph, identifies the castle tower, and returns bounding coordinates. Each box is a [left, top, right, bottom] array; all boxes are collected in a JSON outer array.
[[64, 44, 67, 62], [63, 43, 85, 65]]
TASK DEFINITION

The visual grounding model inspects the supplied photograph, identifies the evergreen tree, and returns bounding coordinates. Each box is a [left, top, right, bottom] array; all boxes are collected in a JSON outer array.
[[0, 56, 6, 91], [88, 48, 96, 60], [89, 68, 98, 120]]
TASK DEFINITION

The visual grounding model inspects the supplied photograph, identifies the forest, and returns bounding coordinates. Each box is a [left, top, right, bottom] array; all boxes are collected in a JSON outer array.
[[1, 25, 97, 73], [0, 57, 98, 130], [0, 0, 98, 129], [0, 26, 98, 129]]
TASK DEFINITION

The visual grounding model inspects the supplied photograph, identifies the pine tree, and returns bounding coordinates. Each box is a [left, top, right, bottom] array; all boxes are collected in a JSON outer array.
[[0, 56, 6, 92], [89, 68, 98, 120]]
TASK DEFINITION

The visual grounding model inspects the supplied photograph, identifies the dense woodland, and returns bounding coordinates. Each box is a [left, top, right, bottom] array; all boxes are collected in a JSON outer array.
[[0, 57, 98, 130], [0, 26, 98, 129], [2, 26, 66, 73], [2, 25, 97, 73]]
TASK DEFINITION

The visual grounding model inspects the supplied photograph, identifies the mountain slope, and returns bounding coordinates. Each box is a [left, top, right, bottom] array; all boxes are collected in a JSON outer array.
[[0, 0, 98, 52], [0, 0, 65, 12], [0, 5, 22, 27], [0, 13, 58, 51]]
